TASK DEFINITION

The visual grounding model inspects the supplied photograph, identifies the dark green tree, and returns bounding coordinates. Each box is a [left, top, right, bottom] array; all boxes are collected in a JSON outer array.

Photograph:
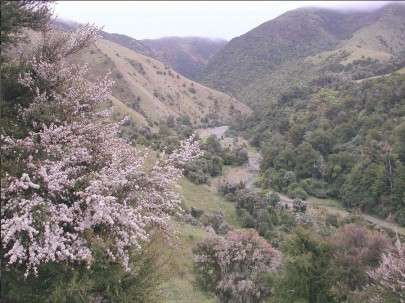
[[295, 142, 320, 179], [1, 0, 53, 59], [270, 228, 334, 303]]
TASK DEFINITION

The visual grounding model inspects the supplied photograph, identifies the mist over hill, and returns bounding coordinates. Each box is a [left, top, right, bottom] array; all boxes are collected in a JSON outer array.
[[199, 2, 405, 106], [141, 36, 227, 80]]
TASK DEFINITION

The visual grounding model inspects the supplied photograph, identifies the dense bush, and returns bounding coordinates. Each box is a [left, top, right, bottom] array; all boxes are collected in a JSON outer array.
[[240, 74, 405, 221], [327, 224, 391, 301], [221, 187, 294, 240], [270, 224, 393, 303], [270, 228, 334, 303], [192, 230, 282, 303], [292, 198, 308, 213], [1, 233, 169, 303], [184, 135, 249, 184]]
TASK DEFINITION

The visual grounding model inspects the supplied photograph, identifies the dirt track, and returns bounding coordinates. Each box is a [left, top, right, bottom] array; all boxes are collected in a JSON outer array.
[[196, 126, 229, 139]]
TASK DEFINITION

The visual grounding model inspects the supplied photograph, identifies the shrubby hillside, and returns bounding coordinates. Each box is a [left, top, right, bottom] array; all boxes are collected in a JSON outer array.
[[199, 3, 405, 106], [69, 37, 251, 130], [234, 73, 405, 224], [197, 2, 405, 224], [53, 19, 251, 131]]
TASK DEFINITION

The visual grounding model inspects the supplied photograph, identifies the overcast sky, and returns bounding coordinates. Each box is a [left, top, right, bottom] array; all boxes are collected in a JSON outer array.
[[53, 1, 392, 41]]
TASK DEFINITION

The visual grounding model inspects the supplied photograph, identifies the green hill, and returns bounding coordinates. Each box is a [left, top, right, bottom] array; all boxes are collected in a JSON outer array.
[[199, 3, 405, 106]]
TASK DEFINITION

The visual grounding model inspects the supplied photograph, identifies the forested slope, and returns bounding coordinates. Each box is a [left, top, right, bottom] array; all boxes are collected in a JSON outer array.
[[234, 73, 405, 224]]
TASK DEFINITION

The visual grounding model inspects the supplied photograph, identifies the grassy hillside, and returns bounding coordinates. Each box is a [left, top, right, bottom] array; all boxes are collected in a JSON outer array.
[[199, 3, 405, 106], [55, 20, 227, 87], [67, 37, 251, 130], [53, 19, 251, 129], [100, 31, 155, 58]]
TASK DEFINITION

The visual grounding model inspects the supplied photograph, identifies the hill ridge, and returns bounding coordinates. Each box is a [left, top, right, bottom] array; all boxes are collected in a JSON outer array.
[[199, 2, 405, 106]]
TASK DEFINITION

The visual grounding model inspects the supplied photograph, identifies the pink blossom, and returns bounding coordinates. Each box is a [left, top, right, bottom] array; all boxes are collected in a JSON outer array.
[[368, 233, 405, 300], [1, 24, 201, 277]]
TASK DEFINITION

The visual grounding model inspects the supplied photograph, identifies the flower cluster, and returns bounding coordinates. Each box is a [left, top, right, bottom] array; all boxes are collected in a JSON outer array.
[[1, 24, 201, 277], [18, 25, 112, 121], [368, 234, 405, 300], [193, 229, 281, 303]]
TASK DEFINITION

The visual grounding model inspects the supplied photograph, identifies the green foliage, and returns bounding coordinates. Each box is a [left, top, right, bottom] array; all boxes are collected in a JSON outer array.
[[199, 211, 225, 233], [292, 198, 308, 213], [183, 154, 223, 184], [178, 114, 193, 127], [190, 206, 205, 219], [1, 237, 167, 303], [240, 209, 255, 228], [266, 192, 281, 206], [288, 187, 308, 200], [270, 228, 334, 303], [0, 60, 32, 140], [327, 224, 391, 301], [241, 74, 405, 221], [270, 224, 393, 303], [1, 1, 53, 57], [233, 146, 249, 165], [192, 236, 223, 296], [220, 187, 301, 242], [200, 4, 405, 108], [183, 135, 249, 184]]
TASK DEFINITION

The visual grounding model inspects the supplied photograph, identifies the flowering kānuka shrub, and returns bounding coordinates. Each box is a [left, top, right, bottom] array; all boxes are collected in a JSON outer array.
[[192, 229, 282, 303], [367, 234, 405, 302], [1, 24, 202, 278]]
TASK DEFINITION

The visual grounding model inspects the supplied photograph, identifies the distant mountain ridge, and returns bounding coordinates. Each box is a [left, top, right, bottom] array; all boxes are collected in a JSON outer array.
[[66, 37, 250, 130], [198, 2, 405, 106], [141, 36, 227, 80], [100, 32, 155, 58], [52, 20, 250, 129], [53, 20, 226, 82]]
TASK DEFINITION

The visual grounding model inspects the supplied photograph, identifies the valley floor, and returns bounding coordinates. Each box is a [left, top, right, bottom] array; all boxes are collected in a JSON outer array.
[[198, 126, 405, 236]]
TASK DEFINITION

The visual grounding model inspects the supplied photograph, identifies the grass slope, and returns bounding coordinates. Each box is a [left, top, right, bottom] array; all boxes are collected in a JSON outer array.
[[160, 176, 243, 302], [161, 222, 215, 303], [69, 37, 251, 130]]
